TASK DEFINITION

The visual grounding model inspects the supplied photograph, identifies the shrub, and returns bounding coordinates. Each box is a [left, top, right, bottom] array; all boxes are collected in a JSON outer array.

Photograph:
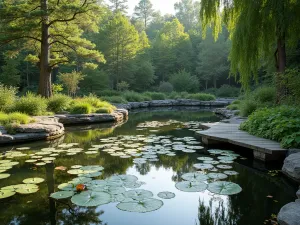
[[216, 85, 240, 97], [227, 104, 239, 110], [239, 99, 259, 117], [123, 91, 145, 102], [252, 86, 276, 104], [95, 107, 113, 113], [204, 88, 217, 96], [78, 94, 103, 108], [0, 112, 33, 125], [101, 96, 128, 104], [116, 81, 130, 92], [232, 100, 241, 104], [52, 83, 64, 94], [144, 92, 166, 100], [69, 102, 92, 114], [187, 93, 216, 101], [97, 90, 121, 96], [0, 84, 17, 112], [47, 94, 72, 113], [58, 71, 85, 96], [240, 106, 300, 148], [170, 70, 199, 92], [13, 92, 48, 116], [158, 82, 174, 93]]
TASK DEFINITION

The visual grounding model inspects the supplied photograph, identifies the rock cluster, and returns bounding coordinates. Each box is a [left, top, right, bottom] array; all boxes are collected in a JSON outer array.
[[282, 152, 300, 183]]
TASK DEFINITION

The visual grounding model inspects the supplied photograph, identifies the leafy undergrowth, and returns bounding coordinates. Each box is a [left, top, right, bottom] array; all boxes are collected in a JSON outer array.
[[240, 106, 300, 148]]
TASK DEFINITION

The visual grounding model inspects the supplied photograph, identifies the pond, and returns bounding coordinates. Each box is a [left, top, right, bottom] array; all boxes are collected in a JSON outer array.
[[0, 108, 297, 225]]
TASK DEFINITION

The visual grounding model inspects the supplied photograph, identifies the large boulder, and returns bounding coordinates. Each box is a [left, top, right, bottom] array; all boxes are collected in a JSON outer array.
[[278, 200, 300, 225], [282, 153, 300, 183]]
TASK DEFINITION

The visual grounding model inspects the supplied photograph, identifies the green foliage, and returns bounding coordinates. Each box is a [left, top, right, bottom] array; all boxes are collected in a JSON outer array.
[[239, 100, 259, 117], [12, 92, 47, 116], [158, 82, 174, 93], [58, 71, 85, 96], [97, 90, 121, 97], [134, 0, 154, 27], [80, 68, 109, 93], [232, 100, 241, 104], [252, 87, 276, 104], [144, 92, 166, 100], [0, 112, 33, 126], [52, 84, 64, 94], [117, 81, 130, 92], [69, 103, 92, 114], [226, 104, 239, 110], [170, 70, 199, 92], [187, 93, 216, 101], [0, 56, 21, 86], [101, 96, 128, 104], [0, 84, 17, 112], [240, 106, 300, 148], [122, 91, 149, 102], [280, 69, 300, 104], [216, 85, 240, 97], [47, 94, 72, 113]]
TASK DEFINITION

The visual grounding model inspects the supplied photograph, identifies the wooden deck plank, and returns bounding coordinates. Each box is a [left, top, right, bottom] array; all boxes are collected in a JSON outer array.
[[197, 123, 288, 156]]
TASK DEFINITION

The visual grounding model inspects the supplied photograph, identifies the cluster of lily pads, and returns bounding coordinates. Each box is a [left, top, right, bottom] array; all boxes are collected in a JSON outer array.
[[51, 170, 175, 213], [136, 120, 181, 129], [175, 149, 242, 195], [0, 177, 44, 199], [0, 159, 20, 180], [92, 134, 203, 162]]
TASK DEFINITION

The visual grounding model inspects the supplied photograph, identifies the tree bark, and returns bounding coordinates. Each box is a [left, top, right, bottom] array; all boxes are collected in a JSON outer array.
[[275, 37, 286, 103], [38, 0, 52, 98]]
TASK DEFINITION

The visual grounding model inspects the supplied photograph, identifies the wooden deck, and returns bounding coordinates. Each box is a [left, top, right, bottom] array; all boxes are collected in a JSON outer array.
[[197, 123, 288, 161]]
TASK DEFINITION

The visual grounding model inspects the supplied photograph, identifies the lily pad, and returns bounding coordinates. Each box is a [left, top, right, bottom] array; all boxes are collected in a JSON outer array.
[[193, 163, 214, 170], [15, 184, 39, 194], [23, 177, 45, 184], [67, 169, 84, 175], [175, 181, 207, 192], [116, 198, 163, 213], [58, 183, 76, 191], [70, 177, 92, 185], [106, 186, 126, 195], [197, 157, 213, 161], [0, 189, 15, 199], [224, 170, 239, 176], [80, 166, 104, 172], [123, 181, 144, 189], [71, 191, 111, 207], [207, 173, 228, 180], [108, 175, 138, 184], [207, 181, 242, 195], [71, 165, 82, 169], [123, 189, 153, 201], [181, 172, 208, 182], [217, 156, 236, 161], [157, 191, 175, 199], [79, 172, 102, 178], [0, 173, 10, 179], [216, 165, 232, 169], [50, 191, 74, 199]]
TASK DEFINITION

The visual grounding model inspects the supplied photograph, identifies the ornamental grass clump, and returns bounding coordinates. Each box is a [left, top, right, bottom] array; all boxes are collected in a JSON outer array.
[[47, 94, 72, 113], [0, 84, 17, 112]]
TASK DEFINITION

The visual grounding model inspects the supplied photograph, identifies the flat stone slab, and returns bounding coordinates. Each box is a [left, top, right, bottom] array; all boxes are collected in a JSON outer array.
[[282, 153, 300, 183], [197, 123, 288, 161], [278, 200, 300, 225]]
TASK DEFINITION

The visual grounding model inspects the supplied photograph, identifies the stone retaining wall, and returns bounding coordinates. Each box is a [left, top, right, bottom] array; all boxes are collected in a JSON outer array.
[[113, 99, 233, 110]]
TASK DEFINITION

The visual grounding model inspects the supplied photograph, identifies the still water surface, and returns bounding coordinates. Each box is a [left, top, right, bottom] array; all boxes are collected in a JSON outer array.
[[0, 108, 297, 225]]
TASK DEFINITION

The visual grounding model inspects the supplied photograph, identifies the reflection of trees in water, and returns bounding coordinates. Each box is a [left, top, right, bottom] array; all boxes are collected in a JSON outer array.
[[135, 162, 151, 175], [197, 197, 239, 225], [57, 207, 106, 225]]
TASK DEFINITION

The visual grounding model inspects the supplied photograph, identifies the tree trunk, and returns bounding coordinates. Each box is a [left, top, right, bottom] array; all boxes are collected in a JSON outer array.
[[213, 76, 217, 88], [38, 0, 52, 98], [205, 80, 208, 90], [275, 37, 286, 103]]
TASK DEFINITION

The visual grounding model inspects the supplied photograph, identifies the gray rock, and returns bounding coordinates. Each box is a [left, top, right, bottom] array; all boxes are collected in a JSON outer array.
[[282, 153, 300, 182], [278, 200, 300, 225], [297, 189, 300, 199]]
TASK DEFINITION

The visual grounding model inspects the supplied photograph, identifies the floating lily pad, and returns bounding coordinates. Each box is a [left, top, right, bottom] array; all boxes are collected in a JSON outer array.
[[58, 183, 76, 191], [50, 191, 74, 199], [175, 181, 207, 192], [67, 169, 84, 175], [108, 175, 138, 184], [157, 191, 175, 199], [69, 177, 92, 185], [15, 184, 39, 194], [207, 173, 228, 180], [35, 162, 46, 166], [1, 162, 19, 167], [116, 198, 163, 213], [204, 160, 219, 165], [123, 189, 153, 201], [207, 181, 242, 195], [0, 189, 15, 199], [123, 181, 144, 189], [216, 165, 232, 169], [193, 163, 214, 170], [224, 170, 239, 176], [0, 173, 10, 179], [106, 186, 126, 195], [71, 191, 111, 207], [71, 165, 82, 169], [80, 166, 104, 172], [0, 160, 11, 164], [23, 177, 45, 184], [219, 160, 234, 164], [217, 156, 236, 161], [197, 157, 213, 161], [25, 160, 38, 163], [79, 172, 102, 178], [181, 172, 208, 182]]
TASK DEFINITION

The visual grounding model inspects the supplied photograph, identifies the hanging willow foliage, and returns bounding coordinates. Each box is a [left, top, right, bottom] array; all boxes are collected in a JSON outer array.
[[200, 0, 300, 89]]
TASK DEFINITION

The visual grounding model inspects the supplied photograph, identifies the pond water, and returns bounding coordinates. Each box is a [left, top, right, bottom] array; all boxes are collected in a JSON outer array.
[[0, 108, 297, 225]]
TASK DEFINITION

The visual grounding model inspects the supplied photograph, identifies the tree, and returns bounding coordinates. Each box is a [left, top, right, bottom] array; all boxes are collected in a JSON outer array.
[[0, 56, 21, 86], [169, 69, 199, 92], [196, 30, 230, 89], [200, 0, 300, 101], [0, 0, 105, 97], [174, 0, 200, 31], [99, 13, 146, 88], [108, 0, 128, 14], [134, 0, 155, 28], [58, 71, 85, 96], [80, 68, 109, 93], [152, 19, 193, 81]]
